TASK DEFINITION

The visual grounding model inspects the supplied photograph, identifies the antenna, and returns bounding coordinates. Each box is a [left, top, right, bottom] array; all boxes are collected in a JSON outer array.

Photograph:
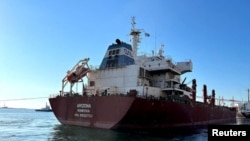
[[248, 88, 249, 102], [158, 44, 164, 57], [131, 16, 136, 29], [130, 16, 141, 57], [130, 16, 150, 57]]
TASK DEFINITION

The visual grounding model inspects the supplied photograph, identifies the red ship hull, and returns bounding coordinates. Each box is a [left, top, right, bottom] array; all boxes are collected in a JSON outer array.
[[49, 95, 236, 130]]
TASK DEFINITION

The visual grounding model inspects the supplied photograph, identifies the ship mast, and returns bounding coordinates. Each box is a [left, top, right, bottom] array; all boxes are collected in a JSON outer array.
[[130, 16, 142, 57], [248, 88, 249, 102]]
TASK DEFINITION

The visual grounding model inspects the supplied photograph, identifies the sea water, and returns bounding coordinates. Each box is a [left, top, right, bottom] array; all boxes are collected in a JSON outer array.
[[0, 108, 249, 141]]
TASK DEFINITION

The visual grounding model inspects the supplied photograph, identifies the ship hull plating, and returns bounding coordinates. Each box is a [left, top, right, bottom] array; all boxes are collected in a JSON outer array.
[[49, 95, 236, 130]]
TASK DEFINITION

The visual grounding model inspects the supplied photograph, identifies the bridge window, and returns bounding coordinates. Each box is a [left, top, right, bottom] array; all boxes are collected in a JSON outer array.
[[115, 49, 120, 54], [109, 51, 112, 56], [139, 67, 144, 77], [145, 70, 151, 78], [109, 49, 120, 56], [90, 81, 95, 86]]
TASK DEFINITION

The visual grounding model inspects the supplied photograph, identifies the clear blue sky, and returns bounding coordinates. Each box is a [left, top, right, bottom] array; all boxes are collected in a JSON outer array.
[[1, 0, 250, 108]]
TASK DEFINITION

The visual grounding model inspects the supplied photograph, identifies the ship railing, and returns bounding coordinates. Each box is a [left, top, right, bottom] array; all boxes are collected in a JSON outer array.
[[144, 61, 181, 73], [50, 93, 60, 98], [136, 52, 174, 61], [49, 91, 83, 98], [195, 95, 238, 109], [137, 52, 152, 57]]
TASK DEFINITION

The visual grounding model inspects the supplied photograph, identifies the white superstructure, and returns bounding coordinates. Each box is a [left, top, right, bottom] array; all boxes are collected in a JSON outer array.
[[81, 17, 193, 99]]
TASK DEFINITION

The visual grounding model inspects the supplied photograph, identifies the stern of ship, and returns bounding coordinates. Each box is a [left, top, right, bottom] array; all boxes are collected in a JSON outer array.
[[49, 95, 135, 129]]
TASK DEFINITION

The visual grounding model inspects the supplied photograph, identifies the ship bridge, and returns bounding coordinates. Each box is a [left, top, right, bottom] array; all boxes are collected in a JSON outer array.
[[142, 58, 192, 75], [99, 39, 135, 69]]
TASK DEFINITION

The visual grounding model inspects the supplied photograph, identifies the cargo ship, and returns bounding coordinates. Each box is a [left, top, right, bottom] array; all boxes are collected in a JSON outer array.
[[49, 17, 236, 131]]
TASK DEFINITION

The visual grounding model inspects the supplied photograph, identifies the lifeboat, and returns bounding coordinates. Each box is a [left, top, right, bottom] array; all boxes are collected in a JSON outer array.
[[67, 65, 89, 83]]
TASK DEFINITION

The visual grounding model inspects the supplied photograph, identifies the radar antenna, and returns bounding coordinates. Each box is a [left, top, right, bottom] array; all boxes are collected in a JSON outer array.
[[130, 16, 141, 57], [130, 16, 150, 57]]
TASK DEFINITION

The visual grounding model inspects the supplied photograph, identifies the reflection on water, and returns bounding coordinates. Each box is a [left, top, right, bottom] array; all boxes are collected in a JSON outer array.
[[49, 118, 250, 141], [1, 109, 249, 141], [236, 118, 250, 125], [49, 124, 208, 141], [50, 125, 121, 141], [50, 125, 174, 141]]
